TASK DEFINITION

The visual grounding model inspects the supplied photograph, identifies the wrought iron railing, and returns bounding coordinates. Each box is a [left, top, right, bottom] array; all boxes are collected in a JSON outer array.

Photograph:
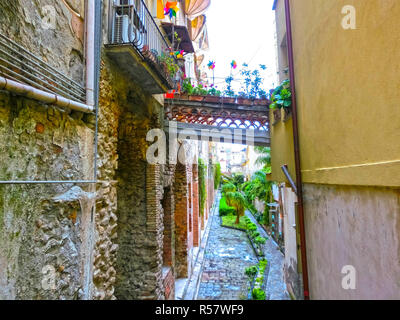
[[108, 0, 179, 89], [0, 33, 86, 103]]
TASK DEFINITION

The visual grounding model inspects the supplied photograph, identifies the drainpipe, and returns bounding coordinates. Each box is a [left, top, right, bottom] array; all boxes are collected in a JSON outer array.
[[0, 76, 93, 113], [86, 0, 95, 107], [284, 0, 310, 300]]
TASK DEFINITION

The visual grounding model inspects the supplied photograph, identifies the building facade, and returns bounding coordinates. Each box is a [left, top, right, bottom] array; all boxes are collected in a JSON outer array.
[[0, 0, 214, 300], [272, 0, 400, 299]]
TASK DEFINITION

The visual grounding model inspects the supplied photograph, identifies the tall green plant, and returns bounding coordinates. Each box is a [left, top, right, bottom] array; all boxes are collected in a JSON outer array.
[[225, 191, 246, 224], [214, 163, 221, 190], [198, 158, 207, 216], [270, 79, 292, 109]]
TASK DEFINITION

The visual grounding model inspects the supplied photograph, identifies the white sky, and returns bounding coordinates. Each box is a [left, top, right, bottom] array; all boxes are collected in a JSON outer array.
[[200, 0, 278, 92]]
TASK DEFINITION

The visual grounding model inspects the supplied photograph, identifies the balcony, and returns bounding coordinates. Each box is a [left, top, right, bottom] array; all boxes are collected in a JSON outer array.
[[105, 0, 180, 94]]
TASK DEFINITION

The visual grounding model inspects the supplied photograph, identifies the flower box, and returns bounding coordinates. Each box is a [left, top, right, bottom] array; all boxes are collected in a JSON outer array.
[[221, 97, 236, 104], [188, 95, 204, 102], [253, 99, 269, 106], [204, 95, 221, 103], [237, 97, 253, 106]]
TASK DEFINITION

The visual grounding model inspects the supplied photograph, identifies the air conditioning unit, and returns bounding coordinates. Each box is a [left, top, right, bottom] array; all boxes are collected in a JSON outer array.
[[112, 0, 145, 48], [114, 14, 130, 43]]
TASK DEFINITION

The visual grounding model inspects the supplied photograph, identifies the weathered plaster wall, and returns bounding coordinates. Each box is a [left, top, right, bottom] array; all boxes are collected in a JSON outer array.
[[281, 186, 301, 299], [269, 110, 296, 184], [0, 91, 95, 299], [289, 0, 400, 187], [0, 0, 85, 84], [303, 184, 400, 299]]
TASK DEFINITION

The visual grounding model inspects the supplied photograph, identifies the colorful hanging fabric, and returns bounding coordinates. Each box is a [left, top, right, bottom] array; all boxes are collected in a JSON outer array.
[[164, 1, 179, 19], [157, 0, 165, 19], [231, 60, 237, 69]]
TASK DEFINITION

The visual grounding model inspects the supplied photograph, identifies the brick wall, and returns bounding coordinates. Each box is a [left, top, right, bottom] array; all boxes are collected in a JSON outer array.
[[192, 164, 200, 247]]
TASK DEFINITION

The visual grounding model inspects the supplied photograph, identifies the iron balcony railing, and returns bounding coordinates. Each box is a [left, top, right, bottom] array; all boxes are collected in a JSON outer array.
[[108, 0, 178, 89], [0, 33, 86, 103]]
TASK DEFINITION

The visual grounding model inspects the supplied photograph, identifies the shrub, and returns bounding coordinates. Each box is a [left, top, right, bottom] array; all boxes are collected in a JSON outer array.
[[255, 236, 267, 245], [245, 266, 258, 281], [247, 223, 257, 232], [219, 196, 236, 216], [250, 231, 260, 239], [252, 288, 266, 300]]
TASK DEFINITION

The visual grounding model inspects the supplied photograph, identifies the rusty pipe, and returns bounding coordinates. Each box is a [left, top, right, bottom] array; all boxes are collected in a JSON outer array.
[[284, 0, 310, 300], [0, 75, 93, 113]]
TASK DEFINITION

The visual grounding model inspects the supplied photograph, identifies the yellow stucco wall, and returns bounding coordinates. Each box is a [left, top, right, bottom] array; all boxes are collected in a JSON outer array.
[[269, 109, 296, 184], [272, 0, 400, 187]]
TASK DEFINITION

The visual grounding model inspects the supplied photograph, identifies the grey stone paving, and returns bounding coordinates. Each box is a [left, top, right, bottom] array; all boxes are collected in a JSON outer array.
[[245, 211, 290, 300], [197, 194, 258, 300], [196, 192, 290, 300], [196, 211, 258, 299]]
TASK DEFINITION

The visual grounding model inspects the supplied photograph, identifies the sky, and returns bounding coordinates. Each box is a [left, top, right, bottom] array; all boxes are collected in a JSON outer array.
[[200, 0, 278, 93]]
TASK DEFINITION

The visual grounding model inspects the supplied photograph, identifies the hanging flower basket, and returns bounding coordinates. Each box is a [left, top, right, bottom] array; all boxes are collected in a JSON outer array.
[[272, 108, 281, 125], [282, 107, 292, 122]]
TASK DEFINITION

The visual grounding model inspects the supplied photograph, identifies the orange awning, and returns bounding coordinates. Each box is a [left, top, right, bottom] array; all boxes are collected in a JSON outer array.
[[185, 0, 211, 20], [191, 15, 206, 41]]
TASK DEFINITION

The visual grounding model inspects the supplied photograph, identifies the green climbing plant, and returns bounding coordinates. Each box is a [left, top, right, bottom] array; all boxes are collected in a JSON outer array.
[[198, 158, 207, 216], [213, 163, 221, 190]]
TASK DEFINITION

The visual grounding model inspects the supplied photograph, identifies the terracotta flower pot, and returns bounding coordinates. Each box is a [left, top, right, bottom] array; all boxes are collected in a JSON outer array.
[[204, 95, 221, 103], [237, 97, 253, 106], [272, 108, 281, 124], [222, 97, 236, 104], [282, 107, 292, 122], [189, 95, 204, 102], [253, 98, 270, 106]]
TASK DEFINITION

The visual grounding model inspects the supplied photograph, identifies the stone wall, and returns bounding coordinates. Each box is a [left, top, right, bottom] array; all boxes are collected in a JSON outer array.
[[0, 0, 85, 84], [91, 59, 120, 300], [0, 91, 95, 299], [192, 165, 200, 247], [174, 162, 190, 278]]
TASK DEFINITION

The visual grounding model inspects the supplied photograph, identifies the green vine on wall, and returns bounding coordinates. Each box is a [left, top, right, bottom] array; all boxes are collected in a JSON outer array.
[[213, 163, 221, 190], [198, 158, 207, 216]]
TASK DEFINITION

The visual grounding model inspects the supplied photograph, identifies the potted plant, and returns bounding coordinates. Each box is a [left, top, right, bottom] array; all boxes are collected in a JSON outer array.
[[269, 79, 292, 123], [179, 77, 193, 100], [254, 89, 269, 106], [189, 83, 208, 101], [237, 92, 252, 105], [223, 76, 236, 104], [204, 87, 222, 103]]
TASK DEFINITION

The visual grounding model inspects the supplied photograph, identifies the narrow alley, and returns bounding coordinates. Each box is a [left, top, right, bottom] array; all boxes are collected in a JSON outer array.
[[185, 194, 289, 300]]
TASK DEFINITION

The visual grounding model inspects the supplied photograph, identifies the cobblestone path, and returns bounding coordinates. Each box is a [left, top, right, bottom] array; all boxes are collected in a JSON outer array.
[[196, 194, 290, 300], [197, 195, 258, 300], [245, 211, 290, 300]]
